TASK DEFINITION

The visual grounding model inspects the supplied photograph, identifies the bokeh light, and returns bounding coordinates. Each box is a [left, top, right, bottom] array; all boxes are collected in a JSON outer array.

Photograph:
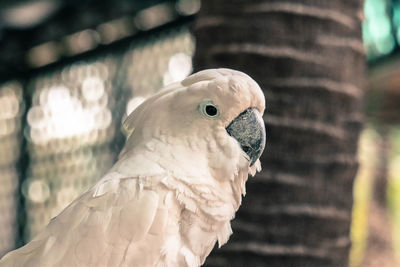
[[363, 0, 397, 59], [23, 58, 119, 240], [20, 25, 194, 241], [0, 81, 23, 256], [122, 27, 194, 118]]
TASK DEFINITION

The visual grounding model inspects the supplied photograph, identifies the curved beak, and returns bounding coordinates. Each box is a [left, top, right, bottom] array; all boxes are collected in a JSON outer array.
[[226, 108, 266, 166]]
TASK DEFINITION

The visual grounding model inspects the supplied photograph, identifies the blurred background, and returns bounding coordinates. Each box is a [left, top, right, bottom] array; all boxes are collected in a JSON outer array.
[[0, 0, 398, 266]]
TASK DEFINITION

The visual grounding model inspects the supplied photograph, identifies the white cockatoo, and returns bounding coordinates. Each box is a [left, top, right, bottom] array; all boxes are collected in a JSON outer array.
[[0, 68, 266, 267]]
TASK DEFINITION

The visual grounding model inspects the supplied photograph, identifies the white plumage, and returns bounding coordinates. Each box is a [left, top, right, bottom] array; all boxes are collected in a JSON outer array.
[[0, 68, 266, 267]]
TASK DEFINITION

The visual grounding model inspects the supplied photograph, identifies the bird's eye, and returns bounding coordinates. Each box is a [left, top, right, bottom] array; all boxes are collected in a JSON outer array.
[[205, 105, 218, 116], [199, 101, 220, 119]]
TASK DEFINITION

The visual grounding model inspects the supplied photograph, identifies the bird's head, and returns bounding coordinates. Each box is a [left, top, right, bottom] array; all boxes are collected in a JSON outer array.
[[122, 68, 266, 180]]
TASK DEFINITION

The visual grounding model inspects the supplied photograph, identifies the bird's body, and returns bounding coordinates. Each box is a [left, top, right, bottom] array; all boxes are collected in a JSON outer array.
[[0, 69, 265, 267]]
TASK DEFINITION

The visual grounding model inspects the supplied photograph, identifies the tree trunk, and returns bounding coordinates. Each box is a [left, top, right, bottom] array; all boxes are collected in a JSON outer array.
[[192, 1, 365, 266]]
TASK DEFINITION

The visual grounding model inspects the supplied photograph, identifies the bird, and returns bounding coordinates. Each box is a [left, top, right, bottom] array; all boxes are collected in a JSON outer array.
[[0, 68, 266, 267]]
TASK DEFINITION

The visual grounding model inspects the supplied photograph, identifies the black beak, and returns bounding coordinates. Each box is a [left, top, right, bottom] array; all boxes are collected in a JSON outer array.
[[226, 108, 266, 166]]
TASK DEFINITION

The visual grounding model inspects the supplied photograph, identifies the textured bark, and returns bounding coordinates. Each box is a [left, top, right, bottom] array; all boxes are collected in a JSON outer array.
[[192, 1, 365, 266]]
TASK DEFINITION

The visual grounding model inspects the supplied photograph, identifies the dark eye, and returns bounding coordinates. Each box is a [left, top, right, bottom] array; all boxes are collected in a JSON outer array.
[[199, 100, 220, 119], [205, 105, 218, 116]]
